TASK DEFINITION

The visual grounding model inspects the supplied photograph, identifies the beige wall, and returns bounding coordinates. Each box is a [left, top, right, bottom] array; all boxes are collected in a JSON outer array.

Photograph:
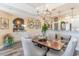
[[0, 11, 41, 47], [24, 17, 44, 37], [0, 11, 18, 46], [0, 11, 43, 47]]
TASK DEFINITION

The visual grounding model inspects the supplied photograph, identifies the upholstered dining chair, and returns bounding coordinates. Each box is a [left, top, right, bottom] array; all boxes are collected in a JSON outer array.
[[46, 31, 55, 40], [47, 37, 77, 56], [62, 37, 77, 56], [21, 36, 45, 56]]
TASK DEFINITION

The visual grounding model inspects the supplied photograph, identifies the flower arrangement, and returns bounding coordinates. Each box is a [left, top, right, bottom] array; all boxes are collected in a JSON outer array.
[[3, 33, 14, 47], [41, 23, 48, 39], [42, 23, 48, 33]]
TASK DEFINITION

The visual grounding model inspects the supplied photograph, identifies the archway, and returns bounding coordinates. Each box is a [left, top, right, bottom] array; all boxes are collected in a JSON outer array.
[[13, 18, 25, 32]]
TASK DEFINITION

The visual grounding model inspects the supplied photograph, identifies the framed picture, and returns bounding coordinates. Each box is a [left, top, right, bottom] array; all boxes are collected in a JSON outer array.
[[27, 19, 41, 29], [34, 20, 41, 29], [0, 17, 9, 29], [27, 19, 34, 29], [54, 17, 58, 22]]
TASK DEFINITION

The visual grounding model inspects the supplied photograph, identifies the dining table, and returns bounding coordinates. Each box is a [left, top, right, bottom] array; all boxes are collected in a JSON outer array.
[[32, 39, 64, 56]]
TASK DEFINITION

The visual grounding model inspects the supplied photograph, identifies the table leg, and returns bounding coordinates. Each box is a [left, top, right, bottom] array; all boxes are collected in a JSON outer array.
[[43, 48, 49, 56]]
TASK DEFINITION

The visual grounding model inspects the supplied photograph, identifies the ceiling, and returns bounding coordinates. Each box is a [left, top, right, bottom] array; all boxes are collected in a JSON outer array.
[[0, 3, 79, 19], [0, 3, 65, 19]]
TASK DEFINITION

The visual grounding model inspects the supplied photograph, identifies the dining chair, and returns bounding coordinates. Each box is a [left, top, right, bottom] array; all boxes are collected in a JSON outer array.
[[46, 31, 55, 40], [21, 36, 45, 56], [62, 37, 77, 56], [47, 37, 77, 56]]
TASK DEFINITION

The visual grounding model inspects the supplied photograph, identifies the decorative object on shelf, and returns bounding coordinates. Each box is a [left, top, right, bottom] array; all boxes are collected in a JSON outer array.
[[42, 23, 48, 39], [3, 33, 14, 47], [0, 17, 9, 29], [61, 21, 66, 30]]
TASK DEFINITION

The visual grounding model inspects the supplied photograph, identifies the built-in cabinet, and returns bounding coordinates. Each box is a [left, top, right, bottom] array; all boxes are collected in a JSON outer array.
[[52, 17, 71, 31]]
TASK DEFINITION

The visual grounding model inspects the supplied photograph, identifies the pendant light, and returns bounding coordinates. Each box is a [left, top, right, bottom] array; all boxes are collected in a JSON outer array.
[[70, 8, 74, 31], [71, 8, 74, 18], [69, 8, 75, 24]]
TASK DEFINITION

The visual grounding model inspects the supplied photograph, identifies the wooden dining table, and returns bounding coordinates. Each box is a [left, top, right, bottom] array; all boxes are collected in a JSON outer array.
[[32, 39, 64, 56]]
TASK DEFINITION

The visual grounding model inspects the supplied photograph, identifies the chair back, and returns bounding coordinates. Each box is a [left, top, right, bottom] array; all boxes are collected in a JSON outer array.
[[62, 37, 77, 56], [21, 37, 44, 56]]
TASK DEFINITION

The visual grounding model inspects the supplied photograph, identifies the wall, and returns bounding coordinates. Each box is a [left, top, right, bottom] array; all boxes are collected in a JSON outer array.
[[0, 10, 79, 49], [0, 11, 42, 48], [0, 11, 18, 47], [24, 17, 43, 37]]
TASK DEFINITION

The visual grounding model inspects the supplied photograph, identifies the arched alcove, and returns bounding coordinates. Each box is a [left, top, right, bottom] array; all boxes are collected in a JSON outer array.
[[13, 18, 25, 32]]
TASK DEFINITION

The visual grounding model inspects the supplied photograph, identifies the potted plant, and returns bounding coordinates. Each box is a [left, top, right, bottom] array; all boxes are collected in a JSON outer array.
[[41, 23, 48, 39], [3, 34, 14, 47]]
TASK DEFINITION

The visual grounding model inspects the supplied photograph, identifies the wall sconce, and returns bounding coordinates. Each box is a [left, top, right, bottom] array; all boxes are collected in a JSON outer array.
[[16, 20, 21, 25]]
